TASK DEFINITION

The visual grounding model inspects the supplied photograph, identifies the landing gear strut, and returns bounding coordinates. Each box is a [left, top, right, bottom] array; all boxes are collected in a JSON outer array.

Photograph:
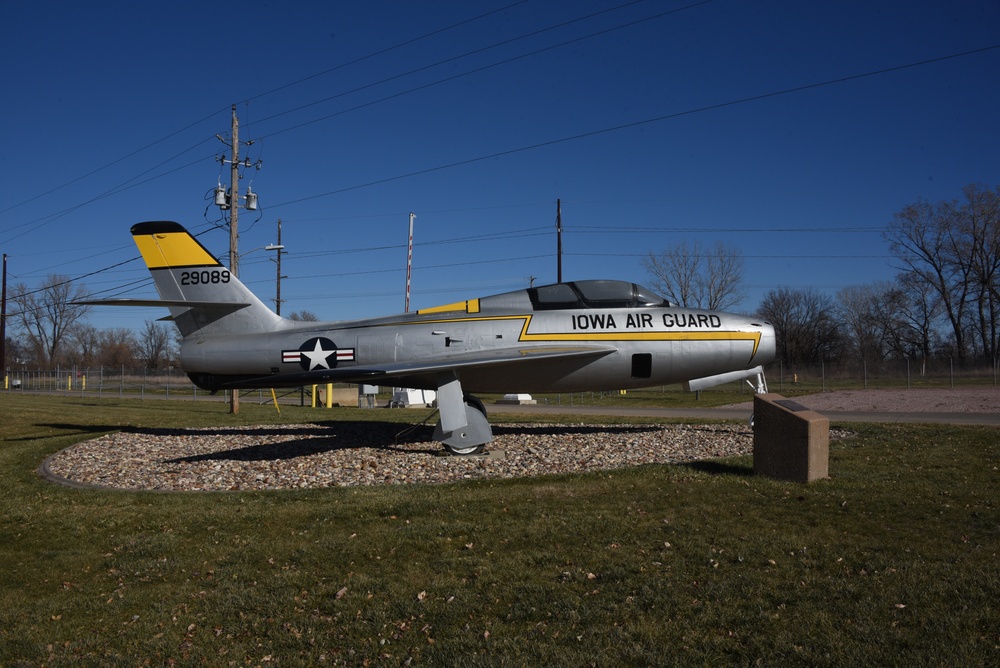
[[748, 369, 768, 428]]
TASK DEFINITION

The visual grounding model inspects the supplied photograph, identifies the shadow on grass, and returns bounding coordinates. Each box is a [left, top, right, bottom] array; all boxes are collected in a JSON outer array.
[[150, 421, 437, 462], [680, 459, 753, 477]]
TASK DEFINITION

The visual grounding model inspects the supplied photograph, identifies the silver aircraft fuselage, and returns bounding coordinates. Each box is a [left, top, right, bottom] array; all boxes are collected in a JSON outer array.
[[89, 222, 774, 454], [180, 280, 774, 395]]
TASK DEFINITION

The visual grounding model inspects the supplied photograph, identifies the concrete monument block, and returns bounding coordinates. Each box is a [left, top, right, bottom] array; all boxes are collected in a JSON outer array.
[[753, 393, 829, 482]]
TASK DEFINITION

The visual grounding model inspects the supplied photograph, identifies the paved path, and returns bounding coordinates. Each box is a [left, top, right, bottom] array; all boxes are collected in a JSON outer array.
[[487, 402, 1000, 426]]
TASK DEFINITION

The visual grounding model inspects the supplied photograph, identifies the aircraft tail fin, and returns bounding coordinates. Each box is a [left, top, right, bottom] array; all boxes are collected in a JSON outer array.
[[130, 221, 282, 339]]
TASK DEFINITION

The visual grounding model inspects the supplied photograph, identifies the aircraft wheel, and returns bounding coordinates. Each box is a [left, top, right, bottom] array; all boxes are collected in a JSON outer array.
[[444, 442, 485, 456], [441, 396, 489, 456], [465, 394, 487, 417]]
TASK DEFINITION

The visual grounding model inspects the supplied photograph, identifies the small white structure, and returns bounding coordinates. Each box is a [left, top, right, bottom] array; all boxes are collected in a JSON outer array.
[[390, 387, 436, 408], [497, 393, 536, 405]]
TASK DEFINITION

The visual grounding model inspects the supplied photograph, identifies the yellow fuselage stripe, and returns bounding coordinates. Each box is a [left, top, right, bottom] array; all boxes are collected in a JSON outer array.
[[417, 298, 481, 315], [396, 313, 763, 358]]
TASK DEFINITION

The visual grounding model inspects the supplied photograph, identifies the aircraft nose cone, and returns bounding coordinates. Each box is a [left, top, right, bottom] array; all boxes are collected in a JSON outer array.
[[755, 320, 776, 365]]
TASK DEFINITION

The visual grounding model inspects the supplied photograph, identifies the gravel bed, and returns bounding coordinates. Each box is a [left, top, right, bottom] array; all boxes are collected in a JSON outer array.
[[39, 388, 996, 492], [43, 421, 758, 492]]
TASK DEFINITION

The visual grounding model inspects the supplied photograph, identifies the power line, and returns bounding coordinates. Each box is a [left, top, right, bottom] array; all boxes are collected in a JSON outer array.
[[8, 35, 996, 296], [287, 226, 551, 259], [266, 42, 999, 211], [285, 253, 554, 282], [256, 1, 710, 142], [9, 256, 142, 300], [0, 1, 544, 230], [0, 1, 740, 242], [0, 110, 226, 217], [243, 0, 536, 106], [252, 0, 665, 128], [569, 225, 886, 234], [0, 145, 215, 245], [570, 252, 891, 259]]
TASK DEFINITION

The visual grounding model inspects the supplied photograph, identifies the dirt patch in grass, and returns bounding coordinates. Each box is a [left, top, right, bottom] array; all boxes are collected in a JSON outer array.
[[765, 387, 1000, 413]]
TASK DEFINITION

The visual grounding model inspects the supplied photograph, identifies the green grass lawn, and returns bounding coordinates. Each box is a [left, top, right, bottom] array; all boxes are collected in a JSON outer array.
[[0, 394, 997, 666]]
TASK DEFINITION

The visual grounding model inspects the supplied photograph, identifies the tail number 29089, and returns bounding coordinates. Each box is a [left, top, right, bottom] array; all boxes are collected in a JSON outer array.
[[180, 270, 231, 286]]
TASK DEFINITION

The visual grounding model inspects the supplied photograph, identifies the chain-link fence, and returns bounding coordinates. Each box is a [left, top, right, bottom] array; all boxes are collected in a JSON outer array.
[[1, 366, 372, 406], [4, 358, 999, 403], [763, 358, 1000, 393], [1, 366, 280, 402]]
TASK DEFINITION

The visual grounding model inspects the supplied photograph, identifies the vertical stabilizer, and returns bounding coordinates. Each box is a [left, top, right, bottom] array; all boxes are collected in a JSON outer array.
[[131, 221, 282, 338]]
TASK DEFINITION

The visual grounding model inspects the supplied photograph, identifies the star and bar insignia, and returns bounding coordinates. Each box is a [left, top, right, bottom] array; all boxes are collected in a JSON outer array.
[[282, 337, 355, 371]]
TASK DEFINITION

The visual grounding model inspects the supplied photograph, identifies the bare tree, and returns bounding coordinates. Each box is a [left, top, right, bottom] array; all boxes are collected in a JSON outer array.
[[758, 287, 844, 366], [4, 335, 29, 367], [97, 328, 136, 368], [136, 320, 172, 368], [884, 184, 1000, 358], [885, 198, 968, 356], [68, 323, 101, 367], [643, 242, 698, 307], [887, 273, 942, 362], [837, 284, 887, 361], [836, 280, 941, 363], [287, 310, 319, 322], [958, 184, 1000, 357], [643, 240, 746, 310], [9, 275, 90, 367]]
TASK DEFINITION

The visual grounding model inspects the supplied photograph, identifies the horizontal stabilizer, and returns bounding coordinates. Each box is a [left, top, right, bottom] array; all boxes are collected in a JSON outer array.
[[683, 366, 764, 392], [77, 298, 250, 310]]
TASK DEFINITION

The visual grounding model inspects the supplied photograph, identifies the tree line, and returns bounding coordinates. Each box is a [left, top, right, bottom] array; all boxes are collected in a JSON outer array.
[[3, 273, 320, 370], [646, 183, 1000, 366], [4, 184, 999, 371], [4, 275, 175, 369]]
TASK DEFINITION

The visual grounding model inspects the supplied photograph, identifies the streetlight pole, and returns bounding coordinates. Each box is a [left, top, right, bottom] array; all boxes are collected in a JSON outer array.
[[271, 219, 284, 315], [404, 212, 415, 313], [556, 198, 563, 283]]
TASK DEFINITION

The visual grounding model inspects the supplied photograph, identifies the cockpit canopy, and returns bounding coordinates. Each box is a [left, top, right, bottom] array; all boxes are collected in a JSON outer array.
[[529, 280, 669, 310]]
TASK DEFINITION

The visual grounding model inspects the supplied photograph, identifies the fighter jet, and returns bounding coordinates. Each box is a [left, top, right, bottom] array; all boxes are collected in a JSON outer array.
[[89, 221, 775, 454]]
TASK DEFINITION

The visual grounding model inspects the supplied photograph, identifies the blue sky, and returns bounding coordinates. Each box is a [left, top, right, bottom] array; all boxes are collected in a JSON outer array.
[[2, 0, 999, 332]]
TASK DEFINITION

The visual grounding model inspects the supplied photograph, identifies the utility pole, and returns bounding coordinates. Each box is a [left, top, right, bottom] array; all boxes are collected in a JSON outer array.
[[556, 198, 563, 283], [212, 106, 262, 412], [229, 105, 240, 285], [228, 105, 241, 414], [1, 253, 7, 375]]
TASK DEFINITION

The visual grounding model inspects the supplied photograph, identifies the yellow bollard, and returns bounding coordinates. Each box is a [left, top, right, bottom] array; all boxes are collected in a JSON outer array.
[[311, 384, 318, 408], [67, 375, 72, 391], [325, 383, 333, 408], [82, 375, 86, 391]]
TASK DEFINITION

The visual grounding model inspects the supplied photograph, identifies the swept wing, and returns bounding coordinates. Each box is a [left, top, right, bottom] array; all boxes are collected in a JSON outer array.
[[222, 345, 616, 389]]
